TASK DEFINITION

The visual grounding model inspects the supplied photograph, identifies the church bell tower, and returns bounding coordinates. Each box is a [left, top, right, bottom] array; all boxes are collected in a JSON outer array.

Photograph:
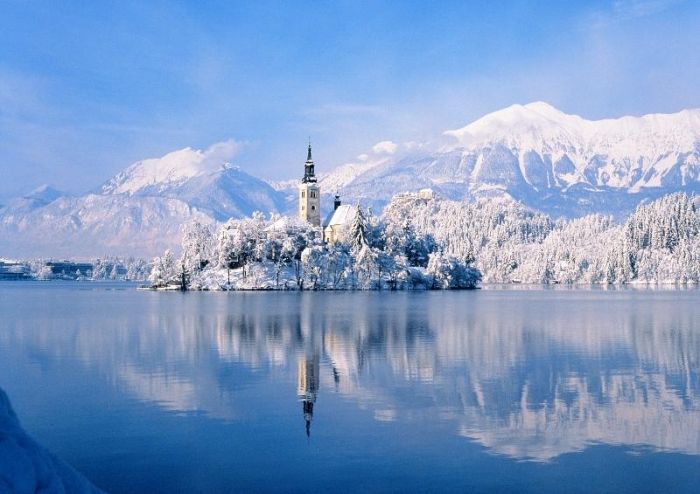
[[299, 142, 321, 226]]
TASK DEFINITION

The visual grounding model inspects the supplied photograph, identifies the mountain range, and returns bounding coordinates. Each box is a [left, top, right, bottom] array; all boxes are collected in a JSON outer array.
[[318, 101, 700, 216], [2, 102, 700, 257]]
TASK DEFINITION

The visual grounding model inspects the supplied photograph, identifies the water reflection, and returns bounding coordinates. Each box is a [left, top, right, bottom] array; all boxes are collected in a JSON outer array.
[[297, 353, 319, 437], [2, 288, 699, 462]]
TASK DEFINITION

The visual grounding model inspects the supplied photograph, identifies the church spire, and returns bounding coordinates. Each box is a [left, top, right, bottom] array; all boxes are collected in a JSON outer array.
[[302, 141, 316, 183]]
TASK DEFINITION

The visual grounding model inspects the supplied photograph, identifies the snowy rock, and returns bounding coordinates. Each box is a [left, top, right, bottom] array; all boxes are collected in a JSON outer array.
[[0, 387, 104, 493]]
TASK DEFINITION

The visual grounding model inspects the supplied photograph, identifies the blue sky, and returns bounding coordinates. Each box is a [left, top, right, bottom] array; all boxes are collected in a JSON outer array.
[[1, 0, 699, 199]]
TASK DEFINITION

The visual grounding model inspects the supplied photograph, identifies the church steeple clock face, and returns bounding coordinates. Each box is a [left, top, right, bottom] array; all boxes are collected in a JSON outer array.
[[299, 143, 321, 227]]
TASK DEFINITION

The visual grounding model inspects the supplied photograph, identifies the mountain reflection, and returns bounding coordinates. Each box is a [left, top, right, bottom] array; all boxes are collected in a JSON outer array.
[[5, 290, 700, 461]]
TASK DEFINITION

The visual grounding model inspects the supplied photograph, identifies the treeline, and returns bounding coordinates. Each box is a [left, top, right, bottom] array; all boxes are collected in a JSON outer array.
[[150, 192, 700, 290], [149, 207, 481, 291], [385, 192, 700, 284]]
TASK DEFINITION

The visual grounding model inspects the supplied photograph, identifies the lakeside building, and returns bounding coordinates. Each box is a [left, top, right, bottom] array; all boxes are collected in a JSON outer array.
[[323, 198, 357, 245], [297, 143, 356, 244], [46, 261, 93, 279], [0, 260, 31, 280]]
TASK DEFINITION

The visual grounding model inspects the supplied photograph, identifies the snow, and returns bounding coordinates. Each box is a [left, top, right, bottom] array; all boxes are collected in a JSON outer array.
[[323, 204, 356, 227], [101, 140, 241, 196], [443, 102, 700, 187], [3, 103, 700, 257], [321, 102, 700, 218], [0, 387, 104, 493], [154, 191, 700, 290], [0, 143, 286, 257], [22, 184, 64, 203]]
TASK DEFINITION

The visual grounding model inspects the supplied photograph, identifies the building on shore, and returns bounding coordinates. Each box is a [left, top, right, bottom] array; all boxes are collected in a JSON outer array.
[[0, 261, 31, 280], [322, 195, 357, 245], [297, 143, 357, 244]]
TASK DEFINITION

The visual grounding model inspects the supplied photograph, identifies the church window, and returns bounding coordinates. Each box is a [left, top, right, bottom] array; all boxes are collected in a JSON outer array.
[[311, 205, 315, 210], [302, 191, 305, 198]]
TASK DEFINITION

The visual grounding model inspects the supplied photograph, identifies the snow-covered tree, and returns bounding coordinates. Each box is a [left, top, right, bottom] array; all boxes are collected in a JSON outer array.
[[301, 245, 326, 290], [149, 250, 177, 287], [180, 221, 214, 276]]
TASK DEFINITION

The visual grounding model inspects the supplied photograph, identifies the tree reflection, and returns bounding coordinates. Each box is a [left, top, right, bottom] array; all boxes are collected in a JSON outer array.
[[5, 290, 700, 461]]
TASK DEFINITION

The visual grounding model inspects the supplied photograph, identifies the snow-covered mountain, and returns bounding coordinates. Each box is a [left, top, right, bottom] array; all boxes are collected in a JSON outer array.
[[2, 184, 66, 212], [322, 102, 700, 216], [0, 146, 285, 258], [3, 102, 700, 257], [100, 146, 285, 220]]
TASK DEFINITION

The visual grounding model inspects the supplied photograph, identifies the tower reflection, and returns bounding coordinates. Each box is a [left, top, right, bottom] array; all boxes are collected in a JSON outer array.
[[6, 290, 700, 461], [297, 352, 320, 437]]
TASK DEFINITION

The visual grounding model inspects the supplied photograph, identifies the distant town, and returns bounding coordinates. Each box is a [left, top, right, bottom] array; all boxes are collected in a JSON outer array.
[[0, 258, 148, 281]]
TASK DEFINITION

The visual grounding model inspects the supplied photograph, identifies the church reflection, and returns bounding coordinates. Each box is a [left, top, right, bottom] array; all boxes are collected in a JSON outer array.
[[7, 290, 700, 461], [297, 352, 319, 437], [211, 291, 700, 459]]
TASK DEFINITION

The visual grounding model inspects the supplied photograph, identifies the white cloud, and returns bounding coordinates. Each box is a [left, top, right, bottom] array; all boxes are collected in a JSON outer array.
[[372, 140, 398, 155], [613, 0, 683, 19], [202, 139, 242, 167]]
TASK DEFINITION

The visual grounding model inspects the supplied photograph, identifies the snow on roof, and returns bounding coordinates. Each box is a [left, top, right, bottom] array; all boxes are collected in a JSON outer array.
[[323, 204, 357, 228]]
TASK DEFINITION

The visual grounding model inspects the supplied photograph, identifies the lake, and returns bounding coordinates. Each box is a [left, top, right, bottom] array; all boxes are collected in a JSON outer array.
[[0, 282, 699, 493]]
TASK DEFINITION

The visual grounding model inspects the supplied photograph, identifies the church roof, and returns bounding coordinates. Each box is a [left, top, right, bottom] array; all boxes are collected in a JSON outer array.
[[323, 204, 356, 228]]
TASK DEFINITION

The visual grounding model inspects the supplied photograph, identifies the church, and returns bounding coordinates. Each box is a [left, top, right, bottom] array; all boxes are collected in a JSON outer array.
[[298, 143, 356, 243]]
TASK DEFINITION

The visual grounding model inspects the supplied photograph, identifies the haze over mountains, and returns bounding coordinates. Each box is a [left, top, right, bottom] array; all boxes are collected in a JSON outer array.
[[2, 102, 700, 257]]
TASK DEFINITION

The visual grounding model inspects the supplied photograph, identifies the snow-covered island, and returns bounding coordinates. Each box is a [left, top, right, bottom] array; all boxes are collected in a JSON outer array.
[[148, 203, 481, 291]]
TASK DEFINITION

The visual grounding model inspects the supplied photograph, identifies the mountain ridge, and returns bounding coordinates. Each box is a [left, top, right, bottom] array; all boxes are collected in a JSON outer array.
[[3, 102, 700, 257], [319, 102, 700, 215]]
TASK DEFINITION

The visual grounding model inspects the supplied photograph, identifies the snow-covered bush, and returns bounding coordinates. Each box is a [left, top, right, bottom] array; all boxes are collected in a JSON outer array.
[[149, 250, 177, 287]]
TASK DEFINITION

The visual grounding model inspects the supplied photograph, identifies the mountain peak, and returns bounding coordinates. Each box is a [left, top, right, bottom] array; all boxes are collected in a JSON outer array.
[[443, 102, 700, 152], [101, 142, 241, 196], [444, 101, 579, 146], [23, 184, 64, 202], [522, 101, 568, 118]]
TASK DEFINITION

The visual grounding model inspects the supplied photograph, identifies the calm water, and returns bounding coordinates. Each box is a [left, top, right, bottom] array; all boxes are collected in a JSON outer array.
[[1, 282, 699, 493]]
